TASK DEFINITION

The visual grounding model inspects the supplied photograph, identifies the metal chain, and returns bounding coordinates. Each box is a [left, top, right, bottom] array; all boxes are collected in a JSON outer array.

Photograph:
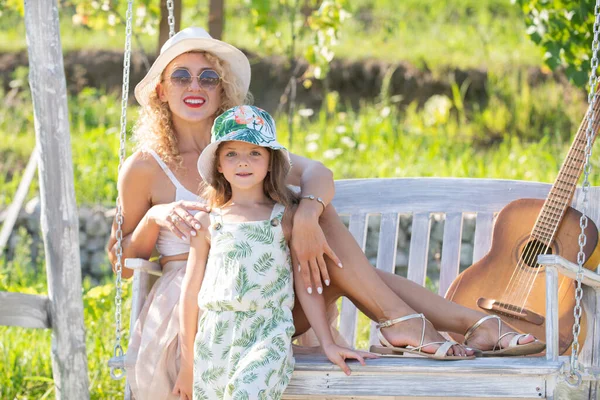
[[567, 0, 600, 387], [167, 0, 176, 38], [110, 0, 134, 381]]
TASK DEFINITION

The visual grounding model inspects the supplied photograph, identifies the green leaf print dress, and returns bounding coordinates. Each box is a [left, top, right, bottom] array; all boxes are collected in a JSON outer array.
[[194, 203, 295, 400]]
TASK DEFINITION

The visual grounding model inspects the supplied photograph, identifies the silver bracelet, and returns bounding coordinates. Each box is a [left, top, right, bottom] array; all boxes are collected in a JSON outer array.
[[301, 194, 326, 211]]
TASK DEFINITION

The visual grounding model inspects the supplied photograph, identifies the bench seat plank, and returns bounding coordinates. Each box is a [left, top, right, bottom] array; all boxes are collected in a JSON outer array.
[[283, 354, 562, 399]]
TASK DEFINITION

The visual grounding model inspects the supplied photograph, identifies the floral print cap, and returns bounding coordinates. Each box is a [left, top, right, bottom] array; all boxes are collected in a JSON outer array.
[[198, 105, 292, 185]]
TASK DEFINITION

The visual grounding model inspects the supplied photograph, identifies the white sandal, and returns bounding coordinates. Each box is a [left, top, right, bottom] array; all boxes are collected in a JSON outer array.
[[464, 315, 546, 357], [369, 313, 475, 360]]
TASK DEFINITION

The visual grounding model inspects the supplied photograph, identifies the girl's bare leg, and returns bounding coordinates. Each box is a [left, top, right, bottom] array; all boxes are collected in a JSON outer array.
[[317, 205, 536, 351]]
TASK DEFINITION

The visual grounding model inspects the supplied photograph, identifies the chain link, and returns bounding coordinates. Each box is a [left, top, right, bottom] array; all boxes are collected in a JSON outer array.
[[568, 0, 600, 385], [110, 0, 134, 381], [167, 0, 176, 38]]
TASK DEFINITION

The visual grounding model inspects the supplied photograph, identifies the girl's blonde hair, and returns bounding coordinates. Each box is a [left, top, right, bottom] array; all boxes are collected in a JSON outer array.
[[202, 143, 298, 209], [132, 51, 252, 167]]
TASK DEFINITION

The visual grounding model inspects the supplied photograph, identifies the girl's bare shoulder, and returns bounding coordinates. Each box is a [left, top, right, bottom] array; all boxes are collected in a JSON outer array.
[[193, 211, 212, 232]]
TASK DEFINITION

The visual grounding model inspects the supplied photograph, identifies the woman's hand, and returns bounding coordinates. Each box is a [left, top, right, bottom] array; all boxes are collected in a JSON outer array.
[[291, 207, 341, 295], [172, 367, 193, 400], [147, 201, 210, 240], [322, 343, 378, 376]]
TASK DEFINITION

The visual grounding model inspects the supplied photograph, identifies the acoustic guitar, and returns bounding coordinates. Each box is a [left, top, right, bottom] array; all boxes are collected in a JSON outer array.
[[445, 98, 600, 355]]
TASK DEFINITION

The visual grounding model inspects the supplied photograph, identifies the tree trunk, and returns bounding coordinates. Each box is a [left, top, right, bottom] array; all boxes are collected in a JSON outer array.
[[158, 0, 182, 52], [23, 0, 90, 399], [208, 0, 225, 40]]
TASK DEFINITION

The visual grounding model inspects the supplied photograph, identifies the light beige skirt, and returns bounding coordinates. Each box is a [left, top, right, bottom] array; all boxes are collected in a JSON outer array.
[[125, 260, 186, 400]]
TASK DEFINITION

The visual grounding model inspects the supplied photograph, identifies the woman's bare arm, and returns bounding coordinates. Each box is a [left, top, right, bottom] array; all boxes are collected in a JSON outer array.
[[286, 153, 342, 294], [107, 152, 159, 279], [107, 151, 209, 279]]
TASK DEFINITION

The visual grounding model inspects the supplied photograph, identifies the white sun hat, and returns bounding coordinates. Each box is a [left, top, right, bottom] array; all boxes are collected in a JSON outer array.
[[134, 27, 251, 107], [197, 105, 292, 186]]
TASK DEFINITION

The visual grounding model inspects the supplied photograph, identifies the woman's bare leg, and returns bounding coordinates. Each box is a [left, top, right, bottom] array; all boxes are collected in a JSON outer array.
[[318, 205, 536, 351], [295, 206, 471, 356]]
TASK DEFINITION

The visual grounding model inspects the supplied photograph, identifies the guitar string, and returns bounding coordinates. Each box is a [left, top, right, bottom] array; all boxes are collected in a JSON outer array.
[[497, 169, 575, 313], [500, 102, 599, 315], [518, 144, 589, 310], [519, 107, 600, 311], [513, 125, 593, 312], [515, 99, 600, 313], [520, 97, 600, 312]]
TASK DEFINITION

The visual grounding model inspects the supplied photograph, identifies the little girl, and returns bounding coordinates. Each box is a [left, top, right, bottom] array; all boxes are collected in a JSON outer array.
[[173, 105, 375, 400]]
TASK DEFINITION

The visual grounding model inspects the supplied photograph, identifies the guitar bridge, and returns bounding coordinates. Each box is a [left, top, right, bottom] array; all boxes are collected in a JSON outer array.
[[477, 298, 545, 325]]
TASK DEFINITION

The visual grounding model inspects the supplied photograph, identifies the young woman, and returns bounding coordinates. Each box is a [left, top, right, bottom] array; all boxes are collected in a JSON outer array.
[[108, 26, 543, 400]]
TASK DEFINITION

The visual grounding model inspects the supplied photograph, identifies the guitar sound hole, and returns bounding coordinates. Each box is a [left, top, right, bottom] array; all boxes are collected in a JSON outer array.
[[520, 239, 553, 268]]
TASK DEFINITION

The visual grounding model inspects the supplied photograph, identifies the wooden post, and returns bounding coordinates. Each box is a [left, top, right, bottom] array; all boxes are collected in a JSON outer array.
[[23, 1, 90, 398], [208, 0, 225, 40], [545, 265, 559, 362]]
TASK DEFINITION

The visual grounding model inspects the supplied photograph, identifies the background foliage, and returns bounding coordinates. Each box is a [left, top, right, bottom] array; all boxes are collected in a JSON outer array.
[[514, 0, 599, 86]]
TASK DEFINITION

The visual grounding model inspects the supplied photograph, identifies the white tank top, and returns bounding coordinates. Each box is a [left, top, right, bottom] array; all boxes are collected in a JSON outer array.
[[147, 149, 202, 257]]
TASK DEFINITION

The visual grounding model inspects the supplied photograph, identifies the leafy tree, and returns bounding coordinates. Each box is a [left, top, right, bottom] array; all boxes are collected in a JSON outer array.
[[514, 0, 599, 87], [245, 0, 350, 82]]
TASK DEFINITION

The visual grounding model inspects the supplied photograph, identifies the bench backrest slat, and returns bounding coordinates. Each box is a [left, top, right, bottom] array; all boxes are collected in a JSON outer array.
[[339, 297, 358, 346], [407, 212, 432, 286], [339, 213, 369, 345], [473, 212, 495, 263], [375, 212, 400, 274], [348, 213, 368, 251], [438, 212, 464, 296]]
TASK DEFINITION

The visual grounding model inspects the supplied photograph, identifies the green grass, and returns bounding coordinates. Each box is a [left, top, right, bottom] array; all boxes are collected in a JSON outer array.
[[0, 0, 544, 72], [0, 228, 131, 399], [2, 65, 598, 208], [0, 73, 598, 206]]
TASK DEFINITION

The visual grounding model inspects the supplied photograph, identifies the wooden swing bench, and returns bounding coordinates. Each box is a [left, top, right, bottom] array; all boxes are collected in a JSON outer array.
[[110, 177, 600, 399]]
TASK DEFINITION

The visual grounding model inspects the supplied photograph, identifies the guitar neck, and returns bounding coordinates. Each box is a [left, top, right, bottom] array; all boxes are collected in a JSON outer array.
[[531, 95, 600, 244]]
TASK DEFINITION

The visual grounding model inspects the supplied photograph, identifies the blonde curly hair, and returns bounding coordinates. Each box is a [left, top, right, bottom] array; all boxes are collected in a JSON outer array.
[[132, 51, 252, 167]]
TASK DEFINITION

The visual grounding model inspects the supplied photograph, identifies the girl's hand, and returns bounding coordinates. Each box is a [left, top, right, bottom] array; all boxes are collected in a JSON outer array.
[[148, 201, 210, 240], [172, 367, 193, 400], [322, 343, 379, 376], [291, 208, 341, 295]]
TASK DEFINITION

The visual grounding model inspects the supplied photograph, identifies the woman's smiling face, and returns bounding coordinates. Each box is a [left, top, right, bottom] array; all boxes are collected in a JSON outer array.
[[157, 52, 223, 124]]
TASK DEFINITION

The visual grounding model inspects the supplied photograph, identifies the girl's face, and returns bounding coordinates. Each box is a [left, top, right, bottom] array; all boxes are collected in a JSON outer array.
[[156, 52, 222, 123], [217, 141, 271, 191]]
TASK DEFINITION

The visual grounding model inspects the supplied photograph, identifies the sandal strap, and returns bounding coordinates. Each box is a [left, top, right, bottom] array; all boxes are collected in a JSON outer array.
[[377, 327, 394, 348], [464, 315, 501, 344], [435, 341, 458, 358], [376, 313, 424, 329], [411, 340, 458, 358], [495, 332, 528, 351], [509, 333, 529, 348], [376, 313, 426, 348]]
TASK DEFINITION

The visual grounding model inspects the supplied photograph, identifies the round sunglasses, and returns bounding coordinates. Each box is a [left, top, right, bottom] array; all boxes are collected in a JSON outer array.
[[168, 68, 221, 90]]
